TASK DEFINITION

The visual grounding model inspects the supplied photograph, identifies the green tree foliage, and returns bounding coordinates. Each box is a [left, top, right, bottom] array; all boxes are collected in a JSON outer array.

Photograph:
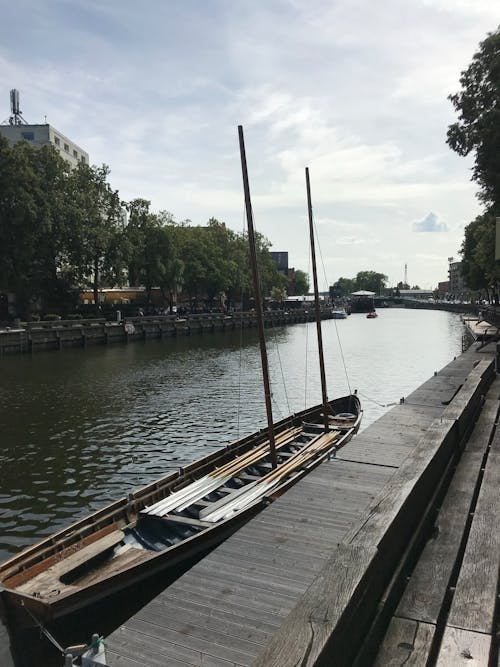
[[270, 285, 287, 306], [461, 212, 500, 301], [354, 271, 388, 294], [0, 137, 288, 317], [447, 27, 500, 207], [0, 138, 77, 317], [331, 277, 356, 297], [447, 28, 500, 301], [294, 269, 309, 295], [66, 163, 124, 308]]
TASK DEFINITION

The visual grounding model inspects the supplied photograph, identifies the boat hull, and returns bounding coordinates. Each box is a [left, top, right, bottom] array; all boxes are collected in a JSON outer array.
[[0, 395, 361, 633]]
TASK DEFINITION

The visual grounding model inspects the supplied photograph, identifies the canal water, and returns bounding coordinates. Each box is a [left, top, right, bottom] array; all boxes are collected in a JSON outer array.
[[0, 308, 465, 562]]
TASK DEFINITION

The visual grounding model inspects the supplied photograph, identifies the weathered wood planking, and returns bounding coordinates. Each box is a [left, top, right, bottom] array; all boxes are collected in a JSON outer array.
[[252, 418, 460, 667], [252, 356, 494, 665], [394, 393, 499, 625], [338, 404, 442, 467], [435, 626, 491, 666], [404, 380, 465, 407], [104, 460, 395, 665], [253, 544, 379, 667], [103, 348, 492, 667], [446, 449, 500, 634], [346, 419, 457, 551], [394, 450, 484, 625], [373, 617, 436, 666], [107, 623, 247, 667], [441, 359, 495, 441]]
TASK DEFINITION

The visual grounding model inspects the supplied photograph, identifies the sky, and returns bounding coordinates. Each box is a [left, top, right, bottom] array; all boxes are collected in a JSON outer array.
[[0, 1, 498, 290]]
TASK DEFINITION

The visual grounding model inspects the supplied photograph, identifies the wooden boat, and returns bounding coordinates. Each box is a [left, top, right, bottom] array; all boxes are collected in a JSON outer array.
[[0, 395, 360, 630], [0, 130, 362, 640]]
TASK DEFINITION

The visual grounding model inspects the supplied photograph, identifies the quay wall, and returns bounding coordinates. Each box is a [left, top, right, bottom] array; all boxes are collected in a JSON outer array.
[[0, 310, 326, 356]]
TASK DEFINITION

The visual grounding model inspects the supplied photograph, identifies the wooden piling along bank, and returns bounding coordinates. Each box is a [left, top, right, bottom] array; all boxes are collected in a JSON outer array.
[[0, 311, 322, 356], [97, 344, 497, 666]]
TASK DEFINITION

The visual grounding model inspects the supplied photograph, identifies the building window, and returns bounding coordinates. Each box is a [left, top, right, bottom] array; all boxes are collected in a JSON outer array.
[[64, 143, 69, 152], [21, 132, 35, 141], [81, 155, 86, 164], [54, 136, 60, 146], [73, 149, 78, 158]]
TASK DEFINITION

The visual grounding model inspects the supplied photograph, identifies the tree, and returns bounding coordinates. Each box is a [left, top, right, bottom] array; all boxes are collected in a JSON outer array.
[[331, 277, 356, 297], [67, 163, 124, 308], [125, 198, 154, 288], [294, 270, 309, 295], [0, 138, 42, 317], [0, 139, 76, 317], [156, 215, 184, 311], [354, 271, 388, 294], [34, 145, 83, 314], [270, 285, 287, 307], [447, 28, 500, 207], [460, 212, 500, 302]]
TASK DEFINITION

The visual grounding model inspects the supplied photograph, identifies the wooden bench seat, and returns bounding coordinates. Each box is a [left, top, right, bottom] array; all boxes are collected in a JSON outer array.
[[16, 529, 125, 597]]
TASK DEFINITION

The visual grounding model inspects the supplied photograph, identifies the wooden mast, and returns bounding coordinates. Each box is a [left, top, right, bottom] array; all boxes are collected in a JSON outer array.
[[238, 125, 278, 468], [305, 167, 330, 432]]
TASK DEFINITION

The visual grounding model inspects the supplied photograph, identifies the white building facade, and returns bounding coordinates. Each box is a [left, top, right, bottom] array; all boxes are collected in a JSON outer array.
[[0, 123, 88, 168]]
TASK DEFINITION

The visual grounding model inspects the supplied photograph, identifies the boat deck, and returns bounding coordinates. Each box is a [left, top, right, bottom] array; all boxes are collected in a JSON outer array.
[[102, 343, 497, 666]]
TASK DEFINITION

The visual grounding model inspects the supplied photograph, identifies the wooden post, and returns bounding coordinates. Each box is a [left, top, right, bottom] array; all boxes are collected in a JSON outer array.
[[305, 167, 330, 433], [238, 125, 277, 468]]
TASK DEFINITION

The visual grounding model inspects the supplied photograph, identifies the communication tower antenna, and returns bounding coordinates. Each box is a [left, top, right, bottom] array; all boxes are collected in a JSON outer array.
[[8, 89, 27, 125], [404, 263, 408, 286]]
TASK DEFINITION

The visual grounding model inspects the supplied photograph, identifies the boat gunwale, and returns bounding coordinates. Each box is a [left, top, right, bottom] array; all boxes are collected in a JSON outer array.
[[0, 394, 360, 626], [0, 396, 357, 582]]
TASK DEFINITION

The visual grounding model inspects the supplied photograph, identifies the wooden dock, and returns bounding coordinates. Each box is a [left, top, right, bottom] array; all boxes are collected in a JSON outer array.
[[463, 316, 500, 344], [95, 343, 498, 666]]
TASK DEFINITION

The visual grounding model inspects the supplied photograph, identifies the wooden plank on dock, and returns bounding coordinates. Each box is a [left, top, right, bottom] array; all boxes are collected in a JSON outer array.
[[253, 543, 379, 667], [441, 359, 494, 429], [102, 349, 492, 667], [395, 449, 484, 624], [338, 404, 441, 467], [435, 626, 491, 666], [373, 617, 436, 667], [394, 389, 499, 625], [446, 449, 500, 634], [346, 419, 457, 551], [104, 456, 394, 666]]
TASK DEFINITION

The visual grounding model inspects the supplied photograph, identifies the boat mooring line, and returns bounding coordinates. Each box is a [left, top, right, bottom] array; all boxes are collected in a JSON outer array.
[[357, 390, 399, 408], [21, 602, 66, 655]]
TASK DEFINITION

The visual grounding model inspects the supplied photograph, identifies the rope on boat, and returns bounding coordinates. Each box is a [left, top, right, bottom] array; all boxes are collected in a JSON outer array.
[[271, 334, 291, 418], [21, 602, 66, 655], [21, 602, 103, 664], [316, 222, 353, 395], [356, 390, 399, 408]]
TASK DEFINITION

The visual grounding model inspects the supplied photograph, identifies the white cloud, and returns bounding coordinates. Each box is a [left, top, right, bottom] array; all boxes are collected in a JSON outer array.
[[0, 0, 495, 287], [413, 212, 449, 232]]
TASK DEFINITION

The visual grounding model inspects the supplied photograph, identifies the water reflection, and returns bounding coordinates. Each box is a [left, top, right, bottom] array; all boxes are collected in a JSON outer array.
[[0, 308, 464, 560]]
